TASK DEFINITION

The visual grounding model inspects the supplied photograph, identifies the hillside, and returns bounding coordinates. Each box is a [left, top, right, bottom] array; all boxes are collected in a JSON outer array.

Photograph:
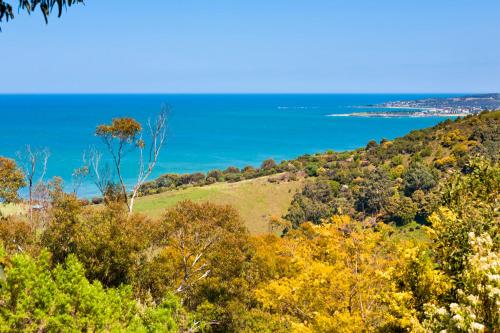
[[283, 110, 499, 228], [139, 110, 499, 230], [0, 111, 498, 332], [135, 174, 304, 234]]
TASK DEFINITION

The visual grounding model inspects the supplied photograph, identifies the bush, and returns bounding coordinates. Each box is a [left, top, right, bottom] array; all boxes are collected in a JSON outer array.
[[91, 197, 103, 205], [261, 159, 277, 170], [136, 201, 249, 310], [189, 172, 206, 184], [355, 170, 394, 214], [207, 169, 223, 181], [434, 156, 456, 170], [386, 196, 418, 226], [0, 217, 37, 255], [390, 165, 405, 179], [242, 165, 256, 173], [366, 140, 378, 150], [206, 176, 217, 184], [224, 166, 240, 174], [0, 249, 183, 332], [305, 163, 319, 177], [225, 173, 242, 182], [403, 163, 437, 195], [43, 202, 157, 287]]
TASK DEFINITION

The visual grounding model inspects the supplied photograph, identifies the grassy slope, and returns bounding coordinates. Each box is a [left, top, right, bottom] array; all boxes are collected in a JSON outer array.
[[0, 203, 26, 217], [135, 175, 305, 234]]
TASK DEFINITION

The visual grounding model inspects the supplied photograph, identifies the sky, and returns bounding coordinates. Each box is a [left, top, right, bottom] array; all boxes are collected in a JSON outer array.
[[1, 0, 499, 93]]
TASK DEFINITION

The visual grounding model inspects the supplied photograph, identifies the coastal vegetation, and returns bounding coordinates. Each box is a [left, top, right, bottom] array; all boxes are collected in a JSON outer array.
[[0, 111, 498, 332]]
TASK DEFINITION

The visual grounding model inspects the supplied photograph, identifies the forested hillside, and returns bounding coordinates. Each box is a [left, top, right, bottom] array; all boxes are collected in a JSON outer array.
[[0, 111, 498, 332], [284, 110, 499, 228]]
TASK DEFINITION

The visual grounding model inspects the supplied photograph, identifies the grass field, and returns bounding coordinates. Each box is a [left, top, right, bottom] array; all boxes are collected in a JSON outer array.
[[0, 203, 27, 217], [135, 175, 305, 234]]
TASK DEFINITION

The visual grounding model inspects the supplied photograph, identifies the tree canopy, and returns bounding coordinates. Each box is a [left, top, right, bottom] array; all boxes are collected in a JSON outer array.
[[0, 0, 83, 28], [0, 157, 25, 203]]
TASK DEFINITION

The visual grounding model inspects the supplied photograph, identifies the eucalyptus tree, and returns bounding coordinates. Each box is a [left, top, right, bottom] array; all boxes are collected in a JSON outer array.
[[94, 107, 168, 214], [0, 0, 84, 29], [16, 145, 50, 221]]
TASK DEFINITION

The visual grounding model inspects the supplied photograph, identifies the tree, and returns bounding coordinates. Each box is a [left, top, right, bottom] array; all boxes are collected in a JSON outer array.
[[0, 215, 37, 254], [84, 147, 113, 198], [136, 201, 249, 306], [0, 247, 185, 332], [381, 159, 499, 332], [285, 180, 339, 227], [424, 233, 499, 333], [16, 145, 50, 221], [207, 169, 223, 181], [261, 159, 277, 171], [95, 107, 167, 213], [379, 246, 451, 332], [71, 165, 89, 195], [0, 157, 25, 203], [255, 217, 397, 332], [403, 163, 437, 195], [0, 0, 83, 29], [355, 169, 394, 215], [385, 195, 418, 225], [42, 200, 157, 287]]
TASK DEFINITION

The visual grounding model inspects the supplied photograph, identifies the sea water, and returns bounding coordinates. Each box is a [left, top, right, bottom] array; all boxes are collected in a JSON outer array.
[[0, 94, 460, 196]]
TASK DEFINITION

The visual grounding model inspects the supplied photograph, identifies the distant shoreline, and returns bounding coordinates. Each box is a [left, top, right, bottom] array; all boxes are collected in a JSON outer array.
[[327, 112, 468, 118]]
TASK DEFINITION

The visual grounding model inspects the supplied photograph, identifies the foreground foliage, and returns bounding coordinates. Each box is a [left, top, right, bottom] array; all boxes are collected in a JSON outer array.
[[0, 248, 184, 332], [0, 112, 498, 332]]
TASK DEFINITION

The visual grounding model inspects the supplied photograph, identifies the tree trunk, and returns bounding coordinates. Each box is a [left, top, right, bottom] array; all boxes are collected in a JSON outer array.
[[28, 181, 33, 222]]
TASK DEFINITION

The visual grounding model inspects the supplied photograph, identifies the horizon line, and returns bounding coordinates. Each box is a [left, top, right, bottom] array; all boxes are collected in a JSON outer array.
[[0, 91, 496, 95]]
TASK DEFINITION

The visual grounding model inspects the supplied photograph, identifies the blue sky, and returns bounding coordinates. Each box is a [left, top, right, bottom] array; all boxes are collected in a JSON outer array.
[[1, 0, 499, 93]]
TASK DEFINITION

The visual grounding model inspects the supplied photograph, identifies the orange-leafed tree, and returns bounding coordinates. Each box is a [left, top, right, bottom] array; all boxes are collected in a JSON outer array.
[[95, 107, 167, 213], [0, 156, 25, 204]]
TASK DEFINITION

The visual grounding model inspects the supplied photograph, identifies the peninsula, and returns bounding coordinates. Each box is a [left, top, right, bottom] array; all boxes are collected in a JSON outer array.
[[329, 93, 500, 118]]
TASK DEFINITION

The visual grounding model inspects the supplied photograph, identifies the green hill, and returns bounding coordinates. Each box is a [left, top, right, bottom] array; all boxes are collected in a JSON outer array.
[[135, 174, 304, 234]]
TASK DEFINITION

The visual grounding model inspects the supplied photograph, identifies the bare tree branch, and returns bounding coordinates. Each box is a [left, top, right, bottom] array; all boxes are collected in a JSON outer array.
[[84, 147, 112, 197], [129, 106, 169, 213], [16, 145, 50, 222]]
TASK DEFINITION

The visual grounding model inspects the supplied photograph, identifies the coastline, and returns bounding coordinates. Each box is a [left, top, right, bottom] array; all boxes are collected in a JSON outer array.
[[327, 112, 468, 118]]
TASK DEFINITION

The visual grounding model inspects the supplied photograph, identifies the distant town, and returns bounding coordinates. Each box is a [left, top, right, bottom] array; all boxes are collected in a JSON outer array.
[[329, 93, 500, 118], [360, 93, 500, 117]]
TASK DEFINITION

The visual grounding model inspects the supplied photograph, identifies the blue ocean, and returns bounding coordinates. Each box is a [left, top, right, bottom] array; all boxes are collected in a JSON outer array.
[[0, 94, 460, 196]]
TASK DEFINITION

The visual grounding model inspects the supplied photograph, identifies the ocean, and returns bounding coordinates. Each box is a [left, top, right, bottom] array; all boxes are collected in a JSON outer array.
[[0, 94, 461, 197]]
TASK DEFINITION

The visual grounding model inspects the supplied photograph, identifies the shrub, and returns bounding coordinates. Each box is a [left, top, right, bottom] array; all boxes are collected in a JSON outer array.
[[452, 143, 468, 156], [189, 172, 206, 184], [0, 216, 37, 255], [224, 166, 240, 174], [355, 170, 394, 214], [242, 165, 256, 173], [43, 202, 157, 287], [391, 155, 403, 166], [305, 163, 318, 177], [136, 201, 249, 310], [366, 140, 378, 150], [91, 197, 103, 205], [207, 169, 223, 181], [434, 156, 456, 170], [403, 163, 437, 195], [386, 196, 418, 225], [390, 165, 405, 179], [0, 249, 184, 332], [261, 159, 277, 171], [206, 176, 217, 184]]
